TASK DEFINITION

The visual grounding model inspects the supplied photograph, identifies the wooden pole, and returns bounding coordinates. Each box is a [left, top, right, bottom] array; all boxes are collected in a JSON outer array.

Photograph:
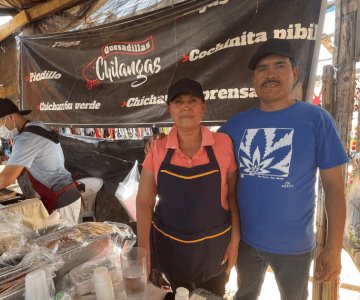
[[313, 0, 357, 299], [333, 0, 357, 139], [357, 81, 360, 152], [355, 83, 360, 178], [313, 65, 336, 300]]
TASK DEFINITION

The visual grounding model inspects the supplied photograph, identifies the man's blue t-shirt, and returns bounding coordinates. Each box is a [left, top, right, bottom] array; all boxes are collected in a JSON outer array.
[[220, 101, 348, 254]]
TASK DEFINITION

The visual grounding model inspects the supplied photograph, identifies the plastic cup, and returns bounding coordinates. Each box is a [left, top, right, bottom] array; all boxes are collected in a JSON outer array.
[[93, 266, 115, 300], [175, 287, 190, 300], [120, 247, 147, 300], [25, 269, 52, 300]]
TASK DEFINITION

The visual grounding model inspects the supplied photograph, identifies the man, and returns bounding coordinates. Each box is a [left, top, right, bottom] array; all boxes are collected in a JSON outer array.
[[0, 98, 81, 225], [220, 38, 348, 299]]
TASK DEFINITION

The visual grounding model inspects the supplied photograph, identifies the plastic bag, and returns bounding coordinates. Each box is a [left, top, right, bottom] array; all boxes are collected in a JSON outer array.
[[0, 245, 64, 299], [0, 210, 25, 256], [68, 254, 124, 296], [115, 161, 140, 221]]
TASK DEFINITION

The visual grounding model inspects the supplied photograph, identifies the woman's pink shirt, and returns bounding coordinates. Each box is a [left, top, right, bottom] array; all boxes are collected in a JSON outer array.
[[142, 125, 237, 210]]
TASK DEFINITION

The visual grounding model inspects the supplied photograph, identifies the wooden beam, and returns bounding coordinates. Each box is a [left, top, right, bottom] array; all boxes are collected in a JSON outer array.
[[0, 0, 81, 42], [321, 34, 334, 55], [0, 86, 5, 98], [26, 0, 81, 21], [0, 10, 29, 42], [0, 84, 18, 98]]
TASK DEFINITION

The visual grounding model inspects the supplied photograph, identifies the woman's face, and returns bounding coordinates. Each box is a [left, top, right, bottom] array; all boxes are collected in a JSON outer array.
[[168, 93, 205, 130]]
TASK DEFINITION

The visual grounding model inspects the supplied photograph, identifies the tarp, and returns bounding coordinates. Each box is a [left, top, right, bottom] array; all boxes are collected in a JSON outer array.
[[59, 134, 145, 222], [20, 0, 324, 127]]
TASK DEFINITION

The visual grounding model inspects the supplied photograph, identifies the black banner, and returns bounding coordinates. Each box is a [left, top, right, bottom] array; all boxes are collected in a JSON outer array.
[[20, 0, 323, 127]]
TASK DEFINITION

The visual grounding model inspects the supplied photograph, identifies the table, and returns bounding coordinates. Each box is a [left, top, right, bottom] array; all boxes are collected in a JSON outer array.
[[73, 282, 168, 300]]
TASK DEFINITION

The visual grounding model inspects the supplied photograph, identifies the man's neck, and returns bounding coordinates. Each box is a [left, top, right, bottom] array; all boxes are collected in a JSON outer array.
[[16, 117, 28, 132], [259, 99, 296, 112]]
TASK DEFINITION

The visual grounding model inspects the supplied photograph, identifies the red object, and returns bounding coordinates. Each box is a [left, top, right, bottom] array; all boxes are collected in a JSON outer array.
[[95, 128, 102, 138], [312, 91, 322, 105], [27, 171, 77, 214]]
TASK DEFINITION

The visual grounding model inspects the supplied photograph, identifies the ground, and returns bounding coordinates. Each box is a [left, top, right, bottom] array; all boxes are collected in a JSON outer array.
[[224, 250, 360, 299]]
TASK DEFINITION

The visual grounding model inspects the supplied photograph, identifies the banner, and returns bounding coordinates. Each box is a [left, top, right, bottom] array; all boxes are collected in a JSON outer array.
[[20, 0, 324, 127]]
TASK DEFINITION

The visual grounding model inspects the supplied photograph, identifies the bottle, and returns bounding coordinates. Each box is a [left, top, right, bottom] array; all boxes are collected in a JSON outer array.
[[93, 266, 115, 300], [3, 140, 10, 156], [175, 287, 189, 300]]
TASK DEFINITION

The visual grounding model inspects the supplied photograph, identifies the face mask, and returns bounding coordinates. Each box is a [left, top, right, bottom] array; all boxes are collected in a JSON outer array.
[[0, 117, 19, 139]]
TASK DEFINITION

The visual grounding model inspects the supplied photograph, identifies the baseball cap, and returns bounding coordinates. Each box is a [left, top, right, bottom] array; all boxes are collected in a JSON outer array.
[[0, 98, 32, 118], [167, 78, 204, 103], [248, 38, 295, 70]]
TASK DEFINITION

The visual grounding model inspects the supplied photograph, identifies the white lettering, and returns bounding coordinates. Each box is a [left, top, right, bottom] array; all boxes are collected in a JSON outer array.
[[28, 70, 62, 83], [39, 100, 101, 111], [188, 32, 267, 62], [125, 88, 257, 108], [93, 56, 161, 87], [199, 0, 229, 14], [273, 23, 317, 40]]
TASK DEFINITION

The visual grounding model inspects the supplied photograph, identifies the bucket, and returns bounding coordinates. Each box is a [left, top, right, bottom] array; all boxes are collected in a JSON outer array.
[[76, 177, 103, 213]]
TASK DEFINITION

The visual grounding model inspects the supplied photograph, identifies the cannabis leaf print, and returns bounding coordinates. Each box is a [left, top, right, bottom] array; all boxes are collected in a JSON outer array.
[[238, 128, 293, 178]]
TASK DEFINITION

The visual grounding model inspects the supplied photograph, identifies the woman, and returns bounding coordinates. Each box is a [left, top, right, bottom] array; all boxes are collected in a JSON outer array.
[[136, 78, 240, 296]]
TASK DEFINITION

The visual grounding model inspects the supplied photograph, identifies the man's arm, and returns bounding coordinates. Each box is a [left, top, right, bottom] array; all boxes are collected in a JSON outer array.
[[315, 165, 346, 282], [0, 165, 24, 189], [136, 168, 157, 276], [222, 170, 241, 275]]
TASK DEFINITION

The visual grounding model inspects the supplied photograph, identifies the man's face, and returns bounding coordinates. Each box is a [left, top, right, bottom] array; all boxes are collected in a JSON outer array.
[[0, 116, 7, 128], [252, 54, 298, 104]]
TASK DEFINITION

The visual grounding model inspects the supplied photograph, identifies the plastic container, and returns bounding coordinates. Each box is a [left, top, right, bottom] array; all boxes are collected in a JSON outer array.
[[25, 269, 53, 300], [76, 177, 103, 213]]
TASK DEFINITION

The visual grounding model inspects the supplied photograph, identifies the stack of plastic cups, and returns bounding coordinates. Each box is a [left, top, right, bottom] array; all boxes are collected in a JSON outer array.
[[25, 269, 53, 300], [175, 287, 190, 300], [93, 266, 115, 300]]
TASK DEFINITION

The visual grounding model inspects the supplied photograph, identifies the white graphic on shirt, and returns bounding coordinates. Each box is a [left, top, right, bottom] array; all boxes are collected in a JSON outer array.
[[281, 181, 294, 188], [238, 128, 293, 178]]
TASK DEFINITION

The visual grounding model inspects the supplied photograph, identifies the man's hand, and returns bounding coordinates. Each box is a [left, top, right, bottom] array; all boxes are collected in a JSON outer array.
[[314, 247, 342, 282], [0, 165, 24, 189], [222, 238, 239, 275], [144, 133, 166, 154]]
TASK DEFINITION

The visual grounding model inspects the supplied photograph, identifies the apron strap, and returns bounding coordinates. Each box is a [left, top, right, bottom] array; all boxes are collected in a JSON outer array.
[[22, 125, 59, 144], [204, 145, 217, 164], [163, 148, 175, 163]]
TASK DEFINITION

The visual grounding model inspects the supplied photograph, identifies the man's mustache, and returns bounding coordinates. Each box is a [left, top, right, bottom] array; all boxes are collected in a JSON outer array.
[[262, 79, 280, 87]]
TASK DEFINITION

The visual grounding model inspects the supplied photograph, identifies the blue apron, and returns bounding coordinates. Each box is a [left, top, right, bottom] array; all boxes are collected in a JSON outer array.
[[151, 146, 231, 283]]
